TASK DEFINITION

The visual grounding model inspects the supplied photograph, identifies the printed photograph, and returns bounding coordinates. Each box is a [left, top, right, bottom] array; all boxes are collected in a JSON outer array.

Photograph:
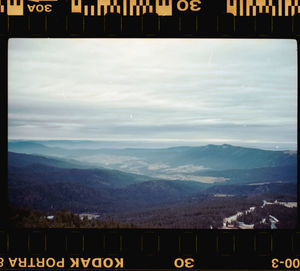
[[8, 39, 297, 229]]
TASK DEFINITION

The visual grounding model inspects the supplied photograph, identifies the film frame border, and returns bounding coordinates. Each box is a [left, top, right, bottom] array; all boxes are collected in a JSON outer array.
[[0, 1, 300, 269], [0, 0, 299, 36]]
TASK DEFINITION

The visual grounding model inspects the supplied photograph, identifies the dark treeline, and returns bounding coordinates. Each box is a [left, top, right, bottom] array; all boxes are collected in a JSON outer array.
[[8, 195, 297, 229], [116, 196, 266, 229], [8, 205, 135, 228]]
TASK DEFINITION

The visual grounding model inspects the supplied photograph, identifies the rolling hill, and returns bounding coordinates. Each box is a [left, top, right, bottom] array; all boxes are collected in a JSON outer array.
[[8, 147, 297, 219], [8, 152, 208, 214]]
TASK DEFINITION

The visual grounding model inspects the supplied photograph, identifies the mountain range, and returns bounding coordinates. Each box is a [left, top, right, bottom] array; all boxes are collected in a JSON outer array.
[[8, 141, 297, 170], [8, 141, 297, 222]]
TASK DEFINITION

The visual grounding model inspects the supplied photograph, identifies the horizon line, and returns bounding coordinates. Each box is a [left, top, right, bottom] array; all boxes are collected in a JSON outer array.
[[7, 138, 297, 151]]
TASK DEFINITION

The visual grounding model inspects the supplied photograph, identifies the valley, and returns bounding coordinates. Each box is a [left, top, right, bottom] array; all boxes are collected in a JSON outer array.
[[7, 140, 298, 229]]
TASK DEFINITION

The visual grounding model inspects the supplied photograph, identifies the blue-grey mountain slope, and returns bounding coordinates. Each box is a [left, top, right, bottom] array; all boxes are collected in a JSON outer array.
[[8, 149, 297, 217]]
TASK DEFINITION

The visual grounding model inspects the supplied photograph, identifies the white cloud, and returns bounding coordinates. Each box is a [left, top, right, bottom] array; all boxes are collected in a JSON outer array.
[[8, 39, 297, 149]]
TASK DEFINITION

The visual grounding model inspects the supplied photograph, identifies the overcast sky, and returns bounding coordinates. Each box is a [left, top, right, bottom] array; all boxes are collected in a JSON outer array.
[[8, 39, 297, 150]]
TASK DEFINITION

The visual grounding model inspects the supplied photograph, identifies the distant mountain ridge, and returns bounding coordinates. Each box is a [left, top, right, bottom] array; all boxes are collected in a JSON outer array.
[[8, 141, 297, 171]]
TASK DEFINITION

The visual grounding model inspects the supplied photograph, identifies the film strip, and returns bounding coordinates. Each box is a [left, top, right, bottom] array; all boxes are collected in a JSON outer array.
[[0, 0, 300, 269], [71, 0, 171, 17], [0, 0, 298, 34], [1, 0, 300, 16], [227, 0, 300, 16], [0, 230, 300, 268]]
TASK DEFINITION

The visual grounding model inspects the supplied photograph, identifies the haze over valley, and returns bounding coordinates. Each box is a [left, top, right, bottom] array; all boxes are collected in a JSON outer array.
[[8, 140, 297, 229]]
